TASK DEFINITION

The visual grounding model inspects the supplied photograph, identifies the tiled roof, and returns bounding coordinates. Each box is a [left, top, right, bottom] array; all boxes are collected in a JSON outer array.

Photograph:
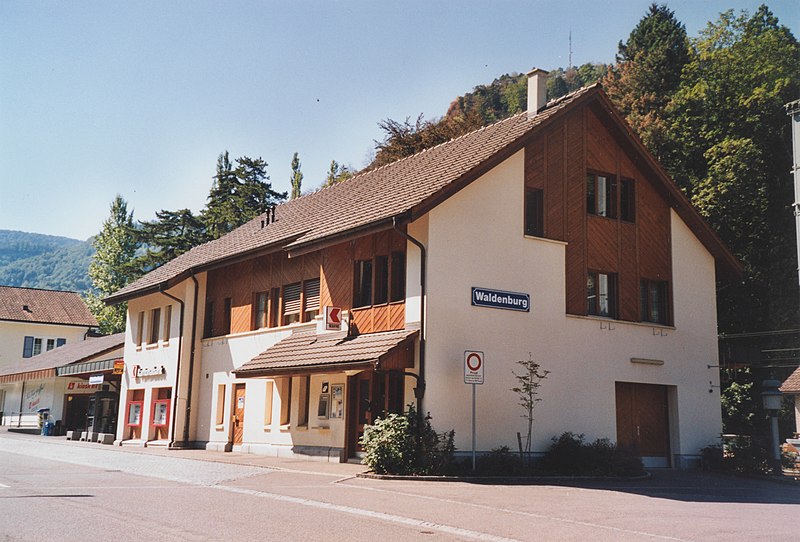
[[781, 367, 800, 393], [0, 286, 97, 327], [107, 86, 596, 303], [234, 328, 419, 376], [0, 332, 124, 378]]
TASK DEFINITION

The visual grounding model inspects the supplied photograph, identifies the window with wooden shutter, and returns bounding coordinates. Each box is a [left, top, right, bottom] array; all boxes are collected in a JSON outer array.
[[22, 336, 34, 358], [303, 279, 320, 322], [283, 283, 301, 325]]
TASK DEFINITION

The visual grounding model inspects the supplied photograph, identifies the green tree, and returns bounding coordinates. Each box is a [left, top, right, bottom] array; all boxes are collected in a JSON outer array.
[[603, 3, 689, 158], [234, 156, 287, 220], [323, 160, 354, 188], [131, 209, 208, 274], [85, 195, 140, 334], [290, 152, 303, 199], [203, 151, 239, 240], [666, 5, 800, 333]]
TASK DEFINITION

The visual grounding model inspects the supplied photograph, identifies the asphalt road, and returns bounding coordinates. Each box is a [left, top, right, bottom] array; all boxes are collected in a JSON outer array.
[[0, 434, 798, 541]]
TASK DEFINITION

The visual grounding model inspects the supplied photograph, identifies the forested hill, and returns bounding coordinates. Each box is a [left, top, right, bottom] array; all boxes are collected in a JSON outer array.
[[0, 230, 93, 292]]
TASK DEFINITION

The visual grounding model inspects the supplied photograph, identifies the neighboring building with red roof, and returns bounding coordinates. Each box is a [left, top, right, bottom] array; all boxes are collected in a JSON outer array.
[[0, 285, 99, 427], [107, 70, 739, 467]]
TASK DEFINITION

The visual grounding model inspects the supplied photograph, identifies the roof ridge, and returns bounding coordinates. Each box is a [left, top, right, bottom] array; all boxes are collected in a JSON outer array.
[[0, 285, 82, 294]]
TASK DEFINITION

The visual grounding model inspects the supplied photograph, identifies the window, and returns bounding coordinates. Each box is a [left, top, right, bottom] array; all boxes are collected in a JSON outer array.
[[303, 279, 320, 322], [298, 376, 310, 427], [374, 256, 389, 305], [163, 305, 172, 343], [254, 292, 269, 329], [33, 338, 42, 356], [353, 260, 373, 308], [620, 178, 635, 222], [222, 298, 232, 335], [215, 384, 226, 426], [640, 279, 669, 325], [136, 311, 145, 346], [203, 301, 214, 338], [56, 338, 66, 347], [390, 252, 406, 302], [269, 287, 280, 328], [282, 283, 301, 325], [587, 173, 617, 218], [279, 377, 292, 426], [354, 253, 406, 307], [22, 336, 33, 358], [524, 188, 544, 237], [46, 339, 55, 351], [149, 308, 161, 345], [587, 271, 618, 318]]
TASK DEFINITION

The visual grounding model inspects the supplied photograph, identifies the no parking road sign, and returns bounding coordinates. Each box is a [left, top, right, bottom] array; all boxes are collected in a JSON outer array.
[[464, 350, 484, 384]]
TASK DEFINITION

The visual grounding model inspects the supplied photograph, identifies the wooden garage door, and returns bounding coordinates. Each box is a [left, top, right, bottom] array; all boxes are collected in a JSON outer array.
[[615, 382, 670, 458]]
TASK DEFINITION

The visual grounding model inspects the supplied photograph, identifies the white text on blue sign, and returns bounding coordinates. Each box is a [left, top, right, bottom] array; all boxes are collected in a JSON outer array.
[[471, 287, 530, 312]]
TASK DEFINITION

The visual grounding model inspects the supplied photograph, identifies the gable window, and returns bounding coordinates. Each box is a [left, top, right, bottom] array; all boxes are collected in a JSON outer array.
[[149, 308, 161, 345], [353, 260, 373, 308], [203, 301, 214, 339], [640, 279, 669, 325], [254, 292, 269, 329], [282, 283, 302, 325], [524, 188, 544, 237], [390, 252, 406, 302], [587, 271, 618, 318], [222, 298, 232, 335], [620, 178, 635, 222], [587, 173, 617, 218], [303, 279, 321, 322]]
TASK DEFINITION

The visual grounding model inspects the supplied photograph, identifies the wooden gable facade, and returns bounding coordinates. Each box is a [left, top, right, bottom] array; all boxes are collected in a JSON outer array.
[[203, 229, 407, 338], [525, 100, 673, 324]]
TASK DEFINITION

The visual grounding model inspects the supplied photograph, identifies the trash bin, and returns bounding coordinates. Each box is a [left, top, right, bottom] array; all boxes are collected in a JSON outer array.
[[43, 420, 54, 436]]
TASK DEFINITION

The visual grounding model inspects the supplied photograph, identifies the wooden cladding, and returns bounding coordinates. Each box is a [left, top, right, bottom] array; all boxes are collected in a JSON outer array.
[[525, 104, 672, 323], [205, 229, 407, 337]]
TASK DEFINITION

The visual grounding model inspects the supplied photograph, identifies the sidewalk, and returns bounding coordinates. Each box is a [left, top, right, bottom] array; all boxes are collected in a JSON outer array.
[[0, 427, 366, 479]]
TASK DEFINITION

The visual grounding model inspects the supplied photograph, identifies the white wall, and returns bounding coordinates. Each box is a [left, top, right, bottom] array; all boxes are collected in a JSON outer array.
[[0, 321, 88, 371], [422, 150, 722, 460]]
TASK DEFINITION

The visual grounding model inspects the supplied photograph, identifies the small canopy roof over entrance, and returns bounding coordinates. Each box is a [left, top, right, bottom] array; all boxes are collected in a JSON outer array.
[[234, 328, 419, 378]]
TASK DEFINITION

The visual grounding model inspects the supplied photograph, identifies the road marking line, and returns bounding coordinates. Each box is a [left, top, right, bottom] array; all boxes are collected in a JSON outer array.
[[215, 484, 520, 542], [339, 483, 692, 542], [0, 483, 8, 488]]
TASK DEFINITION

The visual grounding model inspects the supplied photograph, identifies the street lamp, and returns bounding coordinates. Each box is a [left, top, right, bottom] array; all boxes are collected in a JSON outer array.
[[761, 379, 783, 474]]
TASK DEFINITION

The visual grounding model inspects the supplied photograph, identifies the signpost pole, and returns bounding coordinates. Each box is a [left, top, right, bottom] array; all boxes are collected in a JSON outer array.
[[472, 383, 476, 471]]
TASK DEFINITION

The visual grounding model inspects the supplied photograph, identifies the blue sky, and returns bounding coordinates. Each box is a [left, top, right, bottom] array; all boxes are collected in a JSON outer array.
[[1, 1, 797, 240]]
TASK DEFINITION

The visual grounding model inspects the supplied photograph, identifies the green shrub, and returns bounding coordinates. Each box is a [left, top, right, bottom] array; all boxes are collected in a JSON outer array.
[[360, 406, 456, 475], [475, 446, 526, 476], [538, 432, 644, 476], [701, 439, 771, 475]]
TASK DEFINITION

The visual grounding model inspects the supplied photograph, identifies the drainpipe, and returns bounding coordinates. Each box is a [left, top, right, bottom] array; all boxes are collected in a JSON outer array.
[[392, 217, 426, 424], [158, 285, 184, 448], [182, 272, 200, 446]]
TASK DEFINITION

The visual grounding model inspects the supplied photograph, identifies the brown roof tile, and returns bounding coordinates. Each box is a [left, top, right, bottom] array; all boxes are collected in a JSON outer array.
[[0, 332, 124, 378], [0, 286, 97, 327], [234, 328, 419, 376], [781, 367, 800, 394]]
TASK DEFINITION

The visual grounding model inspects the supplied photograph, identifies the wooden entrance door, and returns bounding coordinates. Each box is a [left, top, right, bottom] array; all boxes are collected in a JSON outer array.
[[615, 382, 670, 461], [346, 371, 373, 457], [233, 384, 246, 445]]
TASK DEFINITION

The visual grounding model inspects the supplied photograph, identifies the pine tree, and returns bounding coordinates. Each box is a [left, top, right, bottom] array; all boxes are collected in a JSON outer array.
[[85, 195, 140, 334], [290, 152, 303, 199], [323, 160, 354, 188], [131, 209, 208, 274], [203, 151, 240, 240], [602, 3, 689, 159], [234, 156, 287, 218]]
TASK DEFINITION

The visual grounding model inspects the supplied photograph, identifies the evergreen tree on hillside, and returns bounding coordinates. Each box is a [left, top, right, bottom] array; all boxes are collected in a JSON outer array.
[[290, 152, 303, 199], [666, 5, 800, 333], [602, 3, 689, 158], [85, 195, 139, 334]]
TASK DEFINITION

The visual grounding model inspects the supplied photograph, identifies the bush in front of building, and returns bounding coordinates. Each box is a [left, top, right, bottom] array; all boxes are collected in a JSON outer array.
[[361, 406, 456, 475], [700, 440, 771, 475], [537, 432, 644, 476]]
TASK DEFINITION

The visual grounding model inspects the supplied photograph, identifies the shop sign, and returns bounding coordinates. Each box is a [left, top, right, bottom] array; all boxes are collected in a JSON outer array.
[[132, 365, 166, 378], [89, 374, 105, 385], [471, 287, 530, 312], [112, 359, 125, 375], [67, 381, 100, 392]]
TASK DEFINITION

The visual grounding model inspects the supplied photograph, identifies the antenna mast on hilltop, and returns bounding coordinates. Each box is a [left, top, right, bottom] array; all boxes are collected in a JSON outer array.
[[569, 29, 573, 69]]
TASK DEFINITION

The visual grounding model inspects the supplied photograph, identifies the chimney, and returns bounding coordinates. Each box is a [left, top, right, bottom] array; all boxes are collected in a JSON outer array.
[[526, 68, 549, 118]]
